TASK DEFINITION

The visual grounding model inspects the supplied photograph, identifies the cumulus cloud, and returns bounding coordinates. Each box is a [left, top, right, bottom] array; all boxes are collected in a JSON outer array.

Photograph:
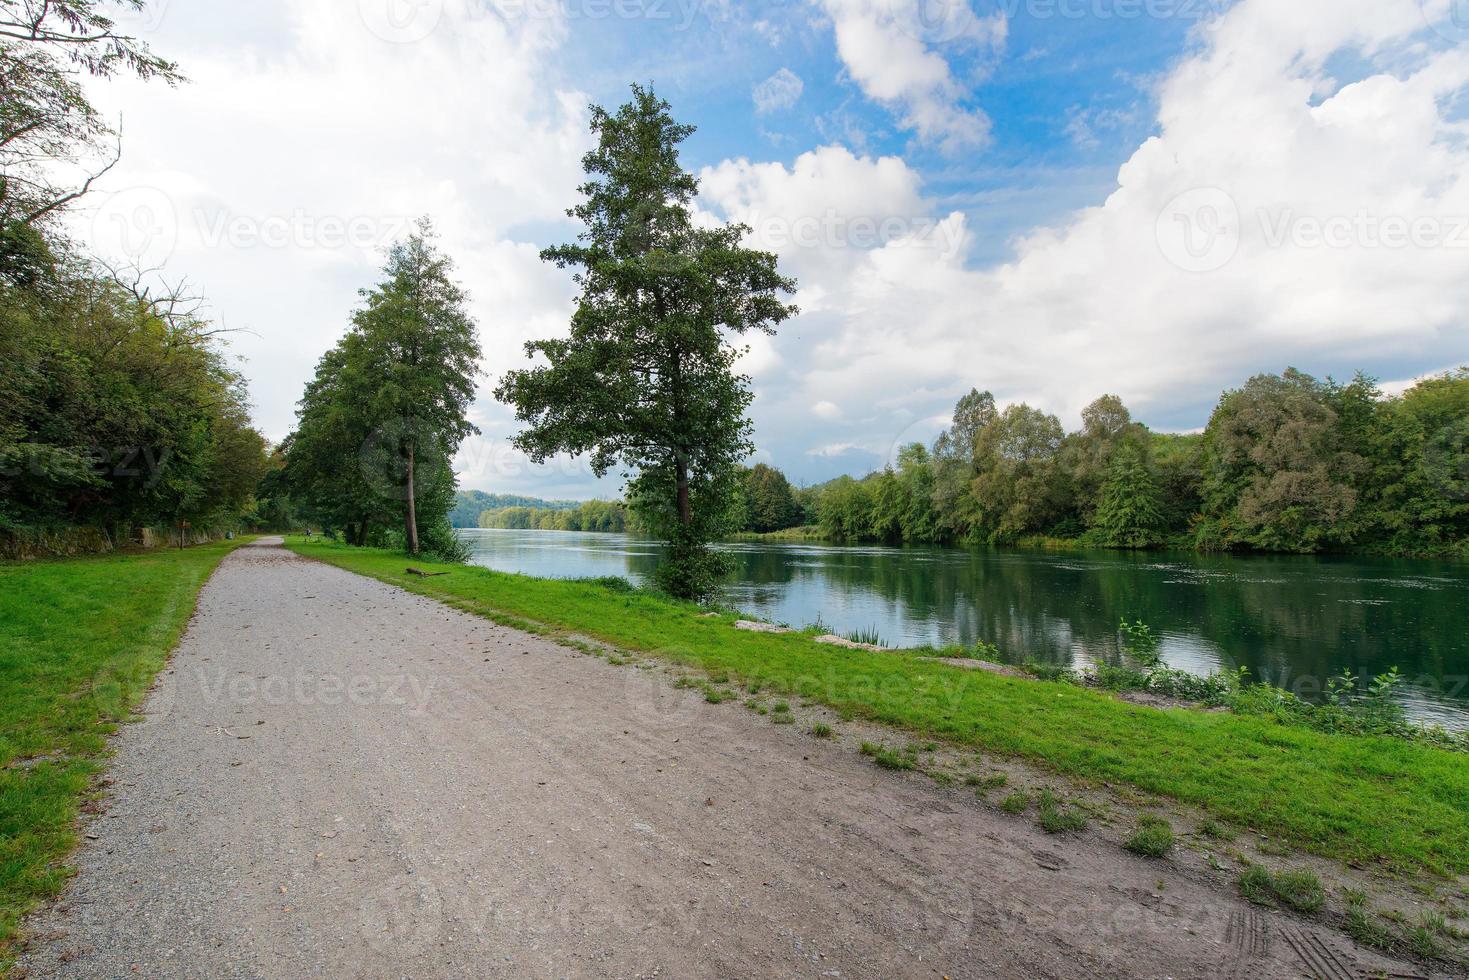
[[753, 67, 804, 113], [702, 0, 1469, 475], [814, 0, 1005, 151]]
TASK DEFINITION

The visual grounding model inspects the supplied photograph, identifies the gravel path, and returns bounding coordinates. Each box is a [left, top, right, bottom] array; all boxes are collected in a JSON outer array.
[[22, 538, 1437, 978]]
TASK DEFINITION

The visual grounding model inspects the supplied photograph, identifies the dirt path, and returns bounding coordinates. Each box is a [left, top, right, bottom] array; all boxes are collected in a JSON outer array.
[[22, 538, 1438, 978]]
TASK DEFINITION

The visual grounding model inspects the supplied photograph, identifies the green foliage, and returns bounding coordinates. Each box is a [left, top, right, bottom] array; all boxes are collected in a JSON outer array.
[[1238, 865, 1324, 914], [740, 463, 802, 533], [495, 86, 796, 600], [478, 499, 628, 532], [281, 219, 481, 560], [449, 490, 579, 527], [786, 367, 1469, 558], [1125, 816, 1175, 857], [1036, 790, 1088, 833], [1089, 440, 1165, 547]]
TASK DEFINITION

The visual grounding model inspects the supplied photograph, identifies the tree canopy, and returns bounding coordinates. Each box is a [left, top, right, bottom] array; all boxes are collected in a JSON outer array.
[[496, 85, 796, 598]]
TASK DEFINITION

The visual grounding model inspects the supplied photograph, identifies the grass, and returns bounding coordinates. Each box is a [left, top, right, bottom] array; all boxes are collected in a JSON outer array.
[[1125, 816, 1175, 857], [0, 538, 246, 969], [809, 722, 833, 738], [284, 538, 1469, 878], [1036, 790, 1088, 833], [1000, 790, 1032, 814], [860, 741, 916, 771], [1238, 865, 1325, 914]]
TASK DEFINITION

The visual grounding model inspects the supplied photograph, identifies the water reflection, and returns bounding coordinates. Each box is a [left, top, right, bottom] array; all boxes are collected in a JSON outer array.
[[457, 528, 1469, 730]]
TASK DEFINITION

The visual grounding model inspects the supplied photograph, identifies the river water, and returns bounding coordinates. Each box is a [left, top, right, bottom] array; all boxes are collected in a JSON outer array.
[[457, 528, 1469, 730]]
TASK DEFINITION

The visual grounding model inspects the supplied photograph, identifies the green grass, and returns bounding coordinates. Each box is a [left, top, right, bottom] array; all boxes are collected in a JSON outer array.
[[284, 538, 1469, 878], [1125, 816, 1175, 857], [1238, 865, 1326, 914], [0, 539, 245, 969], [1036, 790, 1088, 833], [1000, 790, 1032, 814]]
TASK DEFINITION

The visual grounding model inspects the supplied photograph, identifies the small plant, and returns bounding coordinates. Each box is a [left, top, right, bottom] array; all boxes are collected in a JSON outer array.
[[809, 722, 833, 738], [1125, 816, 1175, 857], [702, 684, 728, 704], [1237, 865, 1323, 914], [1037, 791, 1088, 833], [972, 639, 1002, 660], [1119, 617, 1163, 667], [845, 626, 885, 647], [771, 712, 794, 725], [1000, 790, 1032, 814], [1197, 819, 1235, 841], [930, 771, 954, 787], [1022, 661, 1081, 684], [861, 742, 915, 771], [672, 676, 696, 689], [771, 700, 790, 714], [1238, 865, 1277, 907], [968, 772, 1008, 793], [1272, 869, 1325, 914]]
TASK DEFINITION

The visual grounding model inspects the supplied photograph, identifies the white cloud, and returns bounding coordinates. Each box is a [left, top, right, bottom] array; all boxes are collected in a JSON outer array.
[[701, 0, 1469, 478], [752, 67, 804, 114], [74, 0, 600, 496], [814, 0, 1005, 151]]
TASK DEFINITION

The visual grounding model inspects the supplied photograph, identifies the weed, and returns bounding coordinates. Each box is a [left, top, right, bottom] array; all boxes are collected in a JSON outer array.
[[771, 713, 794, 725], [1272, 870, 1325, 914], [809, 723, 833, 738], [931, 772, 954, 787], [1344, 905, 1397, 951], [1238, 866, 1277, 907], [702, 685, 728, 704], [861, 742, 916, 771], [1126, 816, 1175, 858], [1037, 791, 1088, 833], [771, 700, 790, 714], [1237, 865, 1323, 913], [968, 772, 1008, 794], [845, 626, 885, 647], [1197, 819, 1235, 841], [1000, 791, 1032, 814]]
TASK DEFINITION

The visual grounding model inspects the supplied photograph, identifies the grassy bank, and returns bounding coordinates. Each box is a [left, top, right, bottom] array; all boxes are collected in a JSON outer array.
[[0, 539, 246, 968], [288, 537, 1469, 879]]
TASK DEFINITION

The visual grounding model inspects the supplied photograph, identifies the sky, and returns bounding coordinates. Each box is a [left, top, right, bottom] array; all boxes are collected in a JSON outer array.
[[72, 0, 1469, 498]]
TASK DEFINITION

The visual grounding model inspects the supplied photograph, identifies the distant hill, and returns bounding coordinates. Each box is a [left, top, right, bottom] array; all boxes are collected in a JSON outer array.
[[449, 490, 581, 527]]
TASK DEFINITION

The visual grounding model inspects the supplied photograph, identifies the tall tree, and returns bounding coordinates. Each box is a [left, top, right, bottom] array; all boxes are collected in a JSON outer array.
[[350, 219, 480, 555], [496, 85, 797, 599], [283, 221, 479, 557], [1090, 438, 1165, 548]]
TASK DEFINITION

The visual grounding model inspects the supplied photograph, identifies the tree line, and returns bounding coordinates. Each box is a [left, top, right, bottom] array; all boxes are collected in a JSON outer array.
[[805, 368, 1469, 556], [0, 0, 270, 555]]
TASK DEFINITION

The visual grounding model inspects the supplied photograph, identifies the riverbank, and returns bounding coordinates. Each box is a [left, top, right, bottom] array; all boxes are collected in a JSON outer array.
[[0, 538, 249, 969], [290, 537, 1469, 882]]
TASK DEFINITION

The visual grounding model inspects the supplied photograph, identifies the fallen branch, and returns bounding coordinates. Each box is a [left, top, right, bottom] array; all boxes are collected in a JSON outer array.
[[406, 567, 450, 577]]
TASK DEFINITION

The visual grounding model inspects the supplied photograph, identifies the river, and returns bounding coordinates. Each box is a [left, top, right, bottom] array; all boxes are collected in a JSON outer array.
[[456, 528, 1469, 731]]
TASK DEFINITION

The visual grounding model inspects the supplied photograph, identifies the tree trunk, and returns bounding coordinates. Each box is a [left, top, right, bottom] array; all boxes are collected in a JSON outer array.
[[356, 519, 370, 547], [675, 457, 692, 527], [404, 443, 420, 555]]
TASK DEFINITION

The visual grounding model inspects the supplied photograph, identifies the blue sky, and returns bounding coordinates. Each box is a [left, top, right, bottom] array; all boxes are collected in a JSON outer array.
[[79, 0, 1469, 496]]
